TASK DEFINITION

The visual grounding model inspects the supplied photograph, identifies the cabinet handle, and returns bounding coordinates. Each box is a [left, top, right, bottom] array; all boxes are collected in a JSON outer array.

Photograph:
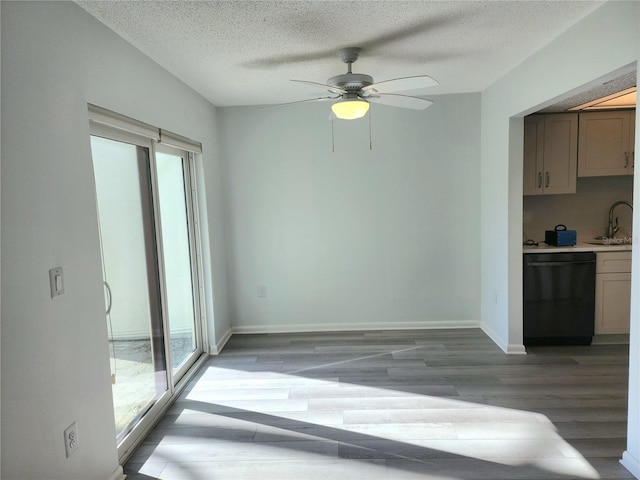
[[537, 172, 542, 188], [625, 152, 629, 168], [545, 172, 550, 188]]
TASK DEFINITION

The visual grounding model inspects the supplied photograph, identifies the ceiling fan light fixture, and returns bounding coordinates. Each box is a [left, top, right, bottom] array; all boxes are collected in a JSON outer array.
[[331, 99, 369, 120]]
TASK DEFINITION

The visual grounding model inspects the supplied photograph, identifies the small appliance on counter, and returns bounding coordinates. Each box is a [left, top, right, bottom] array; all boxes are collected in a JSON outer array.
[[545, 224, 577, 246]]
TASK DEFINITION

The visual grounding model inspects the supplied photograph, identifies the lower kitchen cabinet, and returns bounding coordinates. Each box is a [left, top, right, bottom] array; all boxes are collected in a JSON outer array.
[[594, 251, 631, 334]]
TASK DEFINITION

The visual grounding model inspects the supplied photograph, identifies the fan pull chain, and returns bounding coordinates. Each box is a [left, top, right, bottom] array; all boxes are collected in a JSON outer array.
[[369, 110, 372, 150], [331, 116, 335, 153]]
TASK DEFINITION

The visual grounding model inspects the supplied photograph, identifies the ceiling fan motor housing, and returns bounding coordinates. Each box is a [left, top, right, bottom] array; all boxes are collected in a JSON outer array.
[[285, 46, 436, 111], [327, 73, 374, 92]]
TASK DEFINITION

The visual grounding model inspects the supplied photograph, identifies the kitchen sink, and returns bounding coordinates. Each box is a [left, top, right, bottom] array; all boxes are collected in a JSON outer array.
[[585, 240, 632, 246]]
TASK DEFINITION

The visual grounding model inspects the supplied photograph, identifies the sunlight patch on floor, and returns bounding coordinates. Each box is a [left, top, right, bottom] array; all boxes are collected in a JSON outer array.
[[179, 365, 600, 479]]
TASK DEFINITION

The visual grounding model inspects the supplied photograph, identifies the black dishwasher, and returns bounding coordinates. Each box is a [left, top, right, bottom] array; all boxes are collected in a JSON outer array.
[[523, 252, 596, 346]]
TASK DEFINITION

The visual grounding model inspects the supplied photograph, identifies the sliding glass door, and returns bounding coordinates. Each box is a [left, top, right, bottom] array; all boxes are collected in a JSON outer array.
[[91, 134, 168, 440], [154, 144, 201, 378], [89, 124, 203, 445]]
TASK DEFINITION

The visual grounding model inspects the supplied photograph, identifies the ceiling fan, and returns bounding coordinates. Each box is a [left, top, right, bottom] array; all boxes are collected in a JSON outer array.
[[277, 47, 438, 120]]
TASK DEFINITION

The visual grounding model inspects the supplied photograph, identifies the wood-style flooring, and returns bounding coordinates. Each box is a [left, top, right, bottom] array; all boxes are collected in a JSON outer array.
[[124, 328, 633, 479]]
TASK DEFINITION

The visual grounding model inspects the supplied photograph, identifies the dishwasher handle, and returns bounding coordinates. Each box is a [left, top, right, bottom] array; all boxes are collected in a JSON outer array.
[[526, 260, 596, 267]]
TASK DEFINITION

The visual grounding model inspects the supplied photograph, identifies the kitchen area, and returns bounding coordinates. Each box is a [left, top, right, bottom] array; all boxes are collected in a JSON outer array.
[[522, 72, 636, 347]]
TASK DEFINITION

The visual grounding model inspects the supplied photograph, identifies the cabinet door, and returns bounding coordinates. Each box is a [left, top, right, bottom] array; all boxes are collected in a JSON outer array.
[[542, 114, 578, 195], [596, 250, 632, 273], [594, 272, 631, 334], [578, 111, 633, 177], [523, 116, 544, 196]]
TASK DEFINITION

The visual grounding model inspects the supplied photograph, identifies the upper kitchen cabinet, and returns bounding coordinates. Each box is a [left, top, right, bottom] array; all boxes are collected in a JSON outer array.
[[523, 114, 578, 196], [578, 110, 636, 177]]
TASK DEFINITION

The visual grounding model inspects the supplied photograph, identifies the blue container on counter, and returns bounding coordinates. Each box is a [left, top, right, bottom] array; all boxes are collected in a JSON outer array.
[[545, 224, 577, 246]]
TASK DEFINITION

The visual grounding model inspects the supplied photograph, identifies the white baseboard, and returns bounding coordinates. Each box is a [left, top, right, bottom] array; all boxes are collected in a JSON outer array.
[[230, 320, 479, 335], [210, 327, 232, 354], [480, 323, 506, 351], [506, 343, 527, 354], [480, 323, 526, 354], [621, 451, 640, 479], [106, 465, 126, 480], [216, 321, 523, 356]]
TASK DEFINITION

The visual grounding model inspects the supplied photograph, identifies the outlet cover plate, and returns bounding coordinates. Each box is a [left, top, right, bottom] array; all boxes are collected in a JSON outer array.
[[64, 421, 78, 457], [49, 267, 65, 298]]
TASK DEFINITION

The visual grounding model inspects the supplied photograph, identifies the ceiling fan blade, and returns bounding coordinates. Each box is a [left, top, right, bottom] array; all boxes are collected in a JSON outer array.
[[366, 93, 433, 110], [362, 75, 439, 95], [290, 79, 347, 94], [261, 96, 340, 109]]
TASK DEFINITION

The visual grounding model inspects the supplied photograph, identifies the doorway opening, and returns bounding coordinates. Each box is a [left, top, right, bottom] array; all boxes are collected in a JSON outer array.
[[521, 69, 636, 347]]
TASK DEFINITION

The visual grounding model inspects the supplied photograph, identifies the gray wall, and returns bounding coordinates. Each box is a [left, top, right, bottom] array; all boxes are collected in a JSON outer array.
[[218, 93, 481, 332], [0, 2, 229, 479]]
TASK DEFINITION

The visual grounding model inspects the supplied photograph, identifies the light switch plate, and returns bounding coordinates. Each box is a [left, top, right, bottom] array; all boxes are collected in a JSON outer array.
[[49, 267, 64, 298]]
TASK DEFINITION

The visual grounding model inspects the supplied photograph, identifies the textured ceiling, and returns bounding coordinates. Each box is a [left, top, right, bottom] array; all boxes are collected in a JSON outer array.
[[76, 1, 613, 108], [539, 71, 637, 113]]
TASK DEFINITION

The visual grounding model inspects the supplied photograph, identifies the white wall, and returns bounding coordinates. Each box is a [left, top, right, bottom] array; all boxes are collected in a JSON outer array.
[[480, 0, 639, 474], [218, 93, 481, 332], [0, 2, 229, 479]]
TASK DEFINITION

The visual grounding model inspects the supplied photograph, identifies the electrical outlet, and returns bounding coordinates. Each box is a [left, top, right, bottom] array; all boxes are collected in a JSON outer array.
[[258, 285, 267, 298], [64, 422, 79, 457]]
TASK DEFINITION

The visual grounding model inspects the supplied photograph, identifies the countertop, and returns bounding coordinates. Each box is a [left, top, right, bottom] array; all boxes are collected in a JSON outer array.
[[523, 242, 632, 254]]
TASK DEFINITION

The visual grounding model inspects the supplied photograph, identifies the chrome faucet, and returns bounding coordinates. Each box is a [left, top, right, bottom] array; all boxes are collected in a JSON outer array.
[[607, 200, 633, 238]]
